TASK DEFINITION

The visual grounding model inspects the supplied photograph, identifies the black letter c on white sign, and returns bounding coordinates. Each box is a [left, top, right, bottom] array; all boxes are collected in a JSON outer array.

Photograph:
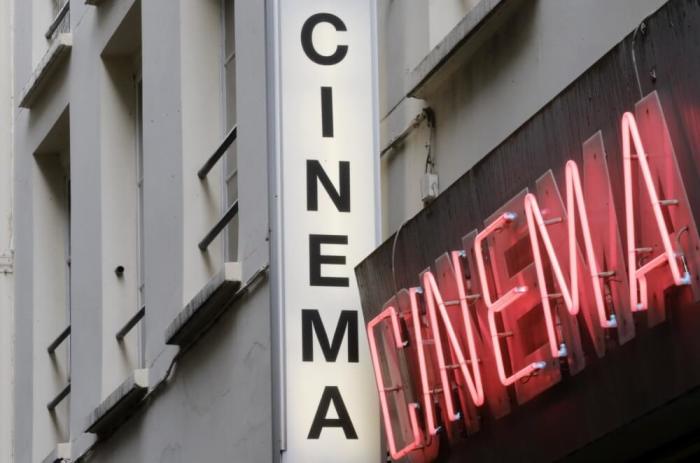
[[301, 13, 348, 65]]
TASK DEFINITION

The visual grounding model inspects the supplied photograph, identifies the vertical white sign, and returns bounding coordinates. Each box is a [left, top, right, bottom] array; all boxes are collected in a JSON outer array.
[[271, 0, 381, 462]]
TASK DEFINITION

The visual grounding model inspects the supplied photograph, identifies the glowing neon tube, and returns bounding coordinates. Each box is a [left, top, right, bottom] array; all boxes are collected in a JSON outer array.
[[621, 112, 690, 311]]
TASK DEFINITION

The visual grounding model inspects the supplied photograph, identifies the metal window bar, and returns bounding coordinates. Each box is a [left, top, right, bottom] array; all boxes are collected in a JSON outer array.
[[198, 126, 237, 179], [45, 1, 70, 41], [116, 306, 146, 341], [47, 325, 71, 355], [47, 383, 71, 411], [199, 200, 238, 251], [224, 51, 236, 67]]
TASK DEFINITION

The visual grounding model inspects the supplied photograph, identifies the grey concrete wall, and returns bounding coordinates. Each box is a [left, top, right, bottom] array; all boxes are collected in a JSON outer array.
[[379, 0, 669, 238]]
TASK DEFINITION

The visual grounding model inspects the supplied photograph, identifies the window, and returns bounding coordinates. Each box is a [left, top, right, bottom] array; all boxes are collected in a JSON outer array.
[[33, 109, 72, 456], [223, 0, 238, 261], [101, 0, 144, 396], [136, 77, 146, 368], [195, 0, 238, 254]]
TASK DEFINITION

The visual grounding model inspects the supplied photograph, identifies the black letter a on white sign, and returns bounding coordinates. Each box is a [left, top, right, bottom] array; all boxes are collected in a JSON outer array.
[[307, 386, 358, 439]]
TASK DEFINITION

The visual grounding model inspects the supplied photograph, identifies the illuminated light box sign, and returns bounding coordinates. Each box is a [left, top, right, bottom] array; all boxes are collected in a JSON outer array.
[[365, 92, 700, 462], [271, 1, 380, 462]]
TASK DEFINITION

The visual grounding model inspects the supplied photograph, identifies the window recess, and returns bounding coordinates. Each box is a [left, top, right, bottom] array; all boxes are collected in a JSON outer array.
[[219, 0, 238, 261]]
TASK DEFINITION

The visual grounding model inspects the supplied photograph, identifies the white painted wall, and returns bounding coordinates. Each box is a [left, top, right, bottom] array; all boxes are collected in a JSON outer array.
[[428, 0, 480, 48], [31, 0, 52, 68]]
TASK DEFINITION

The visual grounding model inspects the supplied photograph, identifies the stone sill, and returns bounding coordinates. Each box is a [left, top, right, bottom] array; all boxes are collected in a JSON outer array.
[[18, 34, 72, 109], [165, 262, 242, 348], [407, 0, 521, 99], [84, 369, 149, 436]]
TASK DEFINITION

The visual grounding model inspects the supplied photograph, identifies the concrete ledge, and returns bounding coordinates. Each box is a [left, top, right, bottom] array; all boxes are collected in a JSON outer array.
[[407, 0, 520, 98], [165, 262, 242, 347], [85, 0, 108, 5], [84, 369, 148, 436], [18, 34, 72, 108], [41, 442, 71, 463]]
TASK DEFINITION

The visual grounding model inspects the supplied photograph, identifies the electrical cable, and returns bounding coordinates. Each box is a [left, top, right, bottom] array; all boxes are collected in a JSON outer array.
[[631, 22, 645, 99]]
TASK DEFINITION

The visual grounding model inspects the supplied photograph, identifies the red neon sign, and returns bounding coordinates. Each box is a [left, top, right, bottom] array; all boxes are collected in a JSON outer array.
[[367, 92, 700, 462]]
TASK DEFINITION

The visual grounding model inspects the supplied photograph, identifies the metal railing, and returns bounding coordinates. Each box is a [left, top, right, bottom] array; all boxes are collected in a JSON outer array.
[[47, 325, 71, 354], [45, 1, 70, 41], [116, 306, 146, 341], [46, 323, 71, 411], [197, 127, 239, 252], [47, 383, 71, 411], [199, 200, 238, 251], [198, 126, 237, 179]]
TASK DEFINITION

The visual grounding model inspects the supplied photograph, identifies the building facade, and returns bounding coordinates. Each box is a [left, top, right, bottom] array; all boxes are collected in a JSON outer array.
[[6, 0, 697, 462], [13, 0, 272, 461]]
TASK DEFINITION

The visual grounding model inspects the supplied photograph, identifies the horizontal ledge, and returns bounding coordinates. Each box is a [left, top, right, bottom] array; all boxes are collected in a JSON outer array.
[[48, 325, 71, 354], [19, 34, 72, 108], [84, 369, 149, 436], [407, 0, 515, 98], [85, 0, 108, 5], [165, 262, 242, 347], [116, 306, 145, 341], [47, 383, 71, 411]]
